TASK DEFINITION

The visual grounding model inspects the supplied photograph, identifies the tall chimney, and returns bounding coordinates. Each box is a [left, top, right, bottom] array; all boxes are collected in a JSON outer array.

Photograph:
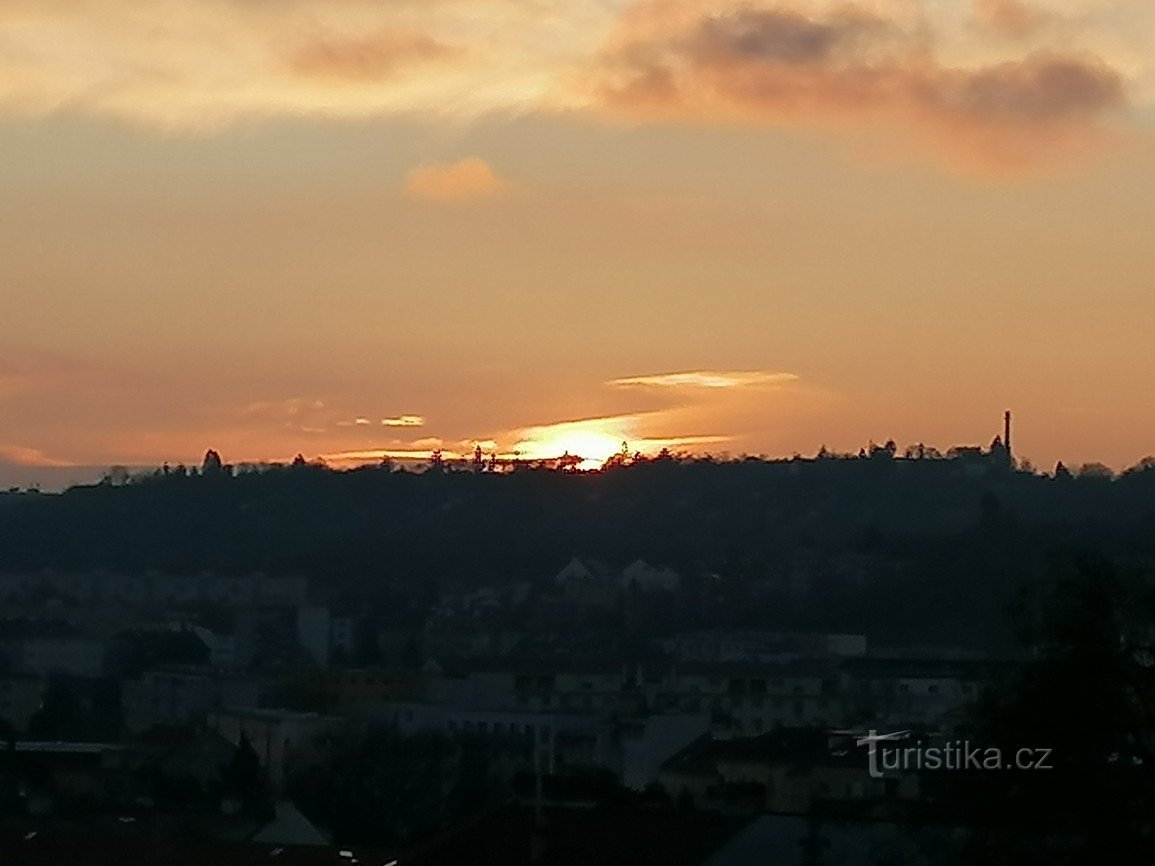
[[1004, 410, 1012, 458]]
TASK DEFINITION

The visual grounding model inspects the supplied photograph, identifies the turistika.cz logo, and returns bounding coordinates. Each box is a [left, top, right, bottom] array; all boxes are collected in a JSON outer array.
[[855, 730, 1054, 779]]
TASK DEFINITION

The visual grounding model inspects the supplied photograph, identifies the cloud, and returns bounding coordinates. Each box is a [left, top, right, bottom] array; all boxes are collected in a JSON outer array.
[[0, 0, 615, 127], [0, 0, 1145, 171], [288, 30, 462, 84], [0, 444, 73, 468], [611, 370, 798, 389], [973, 0, 1048, 39], [382, 415, 426, 427], [404, 158, 507, 201], [320, 432, 453, 462], [583, 1, 1128, 170], [243, 398, 326, 418], [322, 448, 450, 462]]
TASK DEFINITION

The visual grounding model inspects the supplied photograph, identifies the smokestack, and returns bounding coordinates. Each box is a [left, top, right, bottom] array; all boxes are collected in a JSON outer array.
[[1004, 410, 1012, 458]]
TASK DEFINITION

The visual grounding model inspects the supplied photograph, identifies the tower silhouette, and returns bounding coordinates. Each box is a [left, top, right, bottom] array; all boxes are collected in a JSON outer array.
[[1004, 411, 1012, 460]]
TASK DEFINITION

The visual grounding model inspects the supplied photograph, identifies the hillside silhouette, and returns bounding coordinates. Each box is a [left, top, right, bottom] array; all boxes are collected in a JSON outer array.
[[3, 449, 1155, 650]]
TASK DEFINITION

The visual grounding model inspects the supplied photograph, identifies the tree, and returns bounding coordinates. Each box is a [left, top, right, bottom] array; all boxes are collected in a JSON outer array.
[[102, 465, 130, 486], [953, 558, 1155, 861], [288, 731, 457, 845], [202, 449, 224, 475], [27, 676, 89, 740], [1125, 456, 1155, 476], [221, 733, 268, 814], [1076, 462, 1114, 480]]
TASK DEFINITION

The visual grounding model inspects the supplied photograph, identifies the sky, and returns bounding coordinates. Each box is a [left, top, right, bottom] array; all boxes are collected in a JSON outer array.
[[2, 0, 1155, 486]]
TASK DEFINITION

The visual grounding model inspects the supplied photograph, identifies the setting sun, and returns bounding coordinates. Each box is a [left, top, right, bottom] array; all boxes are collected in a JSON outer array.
[[514, 423, 628, 470]]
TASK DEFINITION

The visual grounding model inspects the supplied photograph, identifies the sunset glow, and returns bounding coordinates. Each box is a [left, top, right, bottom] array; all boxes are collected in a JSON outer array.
[[515, 424, 632, 469], [2, 1, 1155, 490]]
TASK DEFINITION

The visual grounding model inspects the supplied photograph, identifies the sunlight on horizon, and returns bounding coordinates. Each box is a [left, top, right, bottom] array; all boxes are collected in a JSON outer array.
[[514, 425, 628, 470]]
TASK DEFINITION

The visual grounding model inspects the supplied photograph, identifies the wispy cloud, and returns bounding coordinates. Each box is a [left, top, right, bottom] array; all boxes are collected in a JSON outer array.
[[321, 435, 450, 463], [243, 398, 325, 418], [0, 444, 74, 468], [382, 415, 426, 428], [508, 412, 732, 465], [0, 0, 616, 127], [287, 29, 463, 84], [404, 159, 506, 201], [973, 0, 1050, 38], [0, 0, 1144, 169], [611, 370, 798, 389]]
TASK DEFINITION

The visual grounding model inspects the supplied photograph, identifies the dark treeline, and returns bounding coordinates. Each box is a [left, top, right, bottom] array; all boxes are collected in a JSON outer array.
[[4, 452, 1155, 650]]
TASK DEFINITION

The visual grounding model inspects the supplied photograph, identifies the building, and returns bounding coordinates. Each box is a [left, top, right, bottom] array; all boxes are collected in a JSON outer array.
[[0, 675, 46, 732], [122, 667, 265, 733], [209, 708, 346, 789]]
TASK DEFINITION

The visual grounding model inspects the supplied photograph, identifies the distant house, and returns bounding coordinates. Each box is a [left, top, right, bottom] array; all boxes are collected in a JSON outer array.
[[0, 618, 108, 678], [621, 559, 680, 593], [122, 667, 265, 734], [659, 729, 918, 815], [553, 557, 620, 608], [209, 708, 346, 790], [552, 557, 681, 608]]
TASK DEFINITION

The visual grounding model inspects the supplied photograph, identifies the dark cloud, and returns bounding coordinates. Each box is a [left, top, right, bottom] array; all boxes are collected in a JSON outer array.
[[926, 53, 1123, 124], [691, 7, 892, 66], [590, 3, 1126, 170]]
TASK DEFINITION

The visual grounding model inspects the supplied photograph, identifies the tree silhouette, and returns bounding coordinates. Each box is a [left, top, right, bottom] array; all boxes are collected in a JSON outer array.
[[953, 558, 1155, 862], [202, 449, 224, 476]]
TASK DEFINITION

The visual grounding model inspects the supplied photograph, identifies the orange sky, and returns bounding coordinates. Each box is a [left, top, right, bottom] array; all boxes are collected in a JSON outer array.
[[2, 0, 1154, 483]]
